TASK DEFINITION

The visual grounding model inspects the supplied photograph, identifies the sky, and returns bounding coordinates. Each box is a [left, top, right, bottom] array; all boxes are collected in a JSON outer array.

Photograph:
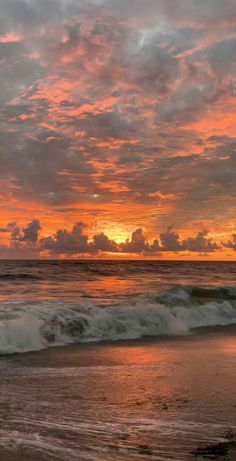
[[0, 0, 236, 259]]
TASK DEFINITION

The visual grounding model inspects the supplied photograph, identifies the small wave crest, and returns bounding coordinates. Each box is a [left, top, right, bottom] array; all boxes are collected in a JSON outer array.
[[0, 285, 236, 355]]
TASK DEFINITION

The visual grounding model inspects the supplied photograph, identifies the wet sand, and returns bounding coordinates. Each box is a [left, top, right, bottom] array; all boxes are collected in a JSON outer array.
[[1, 327, 236, 460]]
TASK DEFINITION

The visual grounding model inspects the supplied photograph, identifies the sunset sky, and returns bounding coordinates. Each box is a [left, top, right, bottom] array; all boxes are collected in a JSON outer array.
[[1, 0, 236, 258]]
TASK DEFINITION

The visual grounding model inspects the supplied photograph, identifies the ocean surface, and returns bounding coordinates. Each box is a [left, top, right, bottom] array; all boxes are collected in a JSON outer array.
[[1, 260, 236, 460], [0, 260, 236, 354]]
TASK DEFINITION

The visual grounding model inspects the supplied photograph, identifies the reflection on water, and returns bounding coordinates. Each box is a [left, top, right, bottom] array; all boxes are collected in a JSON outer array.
[[0, 260, 236, 303], [1, 331, 236, 460], [0, 261, 236, 458]]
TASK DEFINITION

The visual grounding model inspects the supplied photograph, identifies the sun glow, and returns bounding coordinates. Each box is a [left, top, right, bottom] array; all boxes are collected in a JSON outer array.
[[101, 224, 132, 244]]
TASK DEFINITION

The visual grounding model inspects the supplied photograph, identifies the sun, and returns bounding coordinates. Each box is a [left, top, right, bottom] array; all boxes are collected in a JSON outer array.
[[100, 224, 131, 244]]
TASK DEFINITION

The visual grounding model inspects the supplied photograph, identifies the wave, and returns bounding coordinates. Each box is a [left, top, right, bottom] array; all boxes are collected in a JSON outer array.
[[1, 285, 236, 355]]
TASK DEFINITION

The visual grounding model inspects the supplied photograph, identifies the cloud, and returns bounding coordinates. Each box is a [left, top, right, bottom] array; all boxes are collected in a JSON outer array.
[[0, 220, 226, 257], [8, 222, 22, 243], [223, 234, 236, 251], [7, 219, 41, 243], [92, 233, 118, 252], [183, 229, 219, 252], [208, 38, 236, 75], [40, 222, 90, 254], [119, 228, 150, 253], [0, 220, 42, 257], [0, 0, 236, 248], [22, 219, 41, 243], [159, 226, 183, 251], [156, 0, 236, 25]]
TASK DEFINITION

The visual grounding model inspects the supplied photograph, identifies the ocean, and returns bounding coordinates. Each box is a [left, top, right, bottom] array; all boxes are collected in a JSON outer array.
[[1, 260, 236, 460]]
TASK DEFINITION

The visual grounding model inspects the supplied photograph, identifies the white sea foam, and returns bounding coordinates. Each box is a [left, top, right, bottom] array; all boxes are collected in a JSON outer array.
[[0, 285, 236, 355]]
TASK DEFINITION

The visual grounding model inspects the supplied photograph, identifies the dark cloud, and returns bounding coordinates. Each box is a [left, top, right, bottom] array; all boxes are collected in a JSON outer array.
[[8, 222, 22, 243], [0, 129, 97, 205], [22, 219, 41, 243], [223, 235, 236, 251], [156, 0, 236, 25], [122, 36, 180, 93], [0, 0, 66, 31], [95, 0, 236, 26], [40, 222, 90, 254], [7, 220, 41, 244], [119, 228, 150, 254], [183, 230, 219, 253], [159, 226, 183, 251], [208, 39, 236, 75], [92, 233, 118, 252], [0, 219, 227, 256]]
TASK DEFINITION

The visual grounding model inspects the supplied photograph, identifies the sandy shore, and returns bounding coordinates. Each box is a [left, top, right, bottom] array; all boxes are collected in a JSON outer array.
[[1, 327, 236, 460]]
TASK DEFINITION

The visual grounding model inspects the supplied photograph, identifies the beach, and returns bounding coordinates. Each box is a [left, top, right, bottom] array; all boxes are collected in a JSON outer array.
[[0, 329, 236, 460], [0, 260, 236, 459], [1, 0, 236, 457]]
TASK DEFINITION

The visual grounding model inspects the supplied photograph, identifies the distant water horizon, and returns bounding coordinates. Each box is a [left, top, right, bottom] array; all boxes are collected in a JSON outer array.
[[0, 258, 236, 261]]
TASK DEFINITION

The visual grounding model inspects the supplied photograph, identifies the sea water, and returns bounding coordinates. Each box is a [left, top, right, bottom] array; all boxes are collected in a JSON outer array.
[[0, 260, 236, 460], [0, 260, 235, 354]]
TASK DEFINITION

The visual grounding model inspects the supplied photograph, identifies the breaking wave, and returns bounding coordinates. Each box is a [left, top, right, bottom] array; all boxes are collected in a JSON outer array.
[[1, 285, 236, 355]]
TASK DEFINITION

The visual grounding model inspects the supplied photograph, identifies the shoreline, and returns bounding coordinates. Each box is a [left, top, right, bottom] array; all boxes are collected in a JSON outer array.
[[0, 324, 236, 460], [2, 322, 236, 363]]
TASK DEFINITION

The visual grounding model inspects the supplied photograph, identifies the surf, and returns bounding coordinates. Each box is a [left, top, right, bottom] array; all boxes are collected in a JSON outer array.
[[0, 285, 236, 355]]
